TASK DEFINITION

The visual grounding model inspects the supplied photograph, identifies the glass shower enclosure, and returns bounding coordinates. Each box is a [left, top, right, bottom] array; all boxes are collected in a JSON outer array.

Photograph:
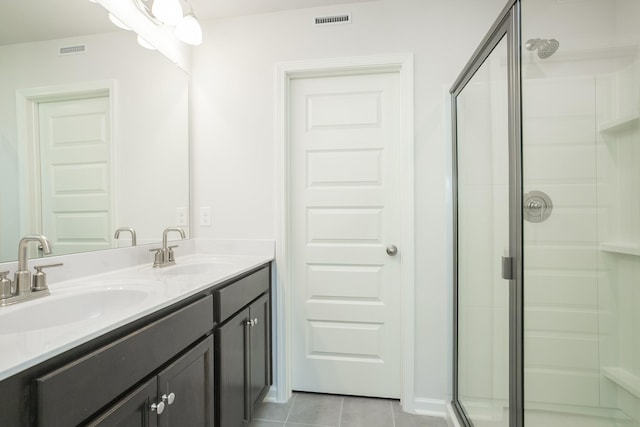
[[451, 1, 640, 426]]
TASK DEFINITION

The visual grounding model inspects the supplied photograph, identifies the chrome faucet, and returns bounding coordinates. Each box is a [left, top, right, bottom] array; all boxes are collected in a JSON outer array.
[[0, 235, 63, 307], [150, 227, 185, 268], [15, 235, 51, 295], [114, 227, 137, 246]]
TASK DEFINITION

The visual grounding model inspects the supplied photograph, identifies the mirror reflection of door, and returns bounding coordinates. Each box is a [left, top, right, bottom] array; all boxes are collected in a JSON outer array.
[[34, 95, 112, 256]]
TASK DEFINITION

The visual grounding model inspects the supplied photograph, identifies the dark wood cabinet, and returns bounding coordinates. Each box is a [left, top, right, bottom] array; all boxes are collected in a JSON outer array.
[[216, 267, 272, 427], [249, 294, 271, 412], [158, 335, 214, 426], [36, 296, 214, 427], [0, 261, 271, 427], [88, 336, 214, 427], [86, 378, 159, 427], [218, 307, 250, 427]]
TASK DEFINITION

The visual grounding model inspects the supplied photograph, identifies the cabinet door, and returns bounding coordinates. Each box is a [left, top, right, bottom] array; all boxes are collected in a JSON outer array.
[[249, 293, 271, 413], [86, 378, 158, 427], [217, 307, 250, 427], [157, 335, 214, 427]]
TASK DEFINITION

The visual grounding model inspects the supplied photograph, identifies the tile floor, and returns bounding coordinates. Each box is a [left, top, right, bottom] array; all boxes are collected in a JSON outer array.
[[249, 392, 449, 427]]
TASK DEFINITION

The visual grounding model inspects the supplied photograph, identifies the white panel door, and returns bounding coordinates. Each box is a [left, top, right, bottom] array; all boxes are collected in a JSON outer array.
[[290, 72, 401, 398], [38, 96, 112, 255]]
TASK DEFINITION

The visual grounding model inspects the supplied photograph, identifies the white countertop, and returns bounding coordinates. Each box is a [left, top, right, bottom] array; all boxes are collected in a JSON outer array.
[[0, 242, 273, 382]]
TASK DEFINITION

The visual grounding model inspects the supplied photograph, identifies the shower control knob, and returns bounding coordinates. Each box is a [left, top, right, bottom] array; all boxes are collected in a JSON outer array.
[[386, 245, 398, 256], [523, 191, 553, 223]]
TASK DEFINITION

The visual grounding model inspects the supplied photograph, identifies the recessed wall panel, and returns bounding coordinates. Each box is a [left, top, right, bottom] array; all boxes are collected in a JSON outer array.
[[54, 212, 109, 241], [307, 321, 382, 359], [51, 113, 107, 145], [307, 92, 381, 129], [307, 208, 382, 243], [307, 150, 382, 187], [307, 264, 382, 301], [51, 163, 109, 193]]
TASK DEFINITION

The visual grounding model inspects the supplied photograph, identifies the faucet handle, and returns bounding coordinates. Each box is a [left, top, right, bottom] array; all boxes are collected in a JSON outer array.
[[0, 271, 12, 299], [167, 245, 179, 263], [32, 263, 63, 292], [149, 248, 163, 267]]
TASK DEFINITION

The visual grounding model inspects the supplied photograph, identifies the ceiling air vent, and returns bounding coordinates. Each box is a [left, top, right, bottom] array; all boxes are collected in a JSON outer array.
[[59, 45, 87, 56], [314, 13, 351, 26]]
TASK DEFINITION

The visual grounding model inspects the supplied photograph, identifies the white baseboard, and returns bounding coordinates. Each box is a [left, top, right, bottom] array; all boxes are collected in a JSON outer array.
[[412, 397, 448, 418], [263, 385, 280, 403]]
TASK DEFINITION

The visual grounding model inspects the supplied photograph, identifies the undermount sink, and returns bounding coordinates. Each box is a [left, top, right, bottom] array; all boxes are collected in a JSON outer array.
[[0, 288, 151, 334], [160, 262, 237, 277]]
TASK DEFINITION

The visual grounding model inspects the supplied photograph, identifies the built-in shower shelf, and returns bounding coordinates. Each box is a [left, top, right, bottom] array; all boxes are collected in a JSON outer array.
[[603, 367, 640, 399], [598, 112, 640, 133], [599, 242, 640, 256]]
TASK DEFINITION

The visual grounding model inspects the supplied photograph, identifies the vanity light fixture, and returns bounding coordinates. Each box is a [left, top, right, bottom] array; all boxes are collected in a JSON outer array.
[[151, 0, 183, 25], [175, 3, 202, 45], [133, 0, 203, 46], [137, 34, 156, 50], [108, 13, 131, 31]]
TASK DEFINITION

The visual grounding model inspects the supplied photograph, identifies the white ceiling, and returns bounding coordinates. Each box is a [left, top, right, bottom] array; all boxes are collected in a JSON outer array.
[[193, 0, 376, 20], [0, 0, 376, 46]]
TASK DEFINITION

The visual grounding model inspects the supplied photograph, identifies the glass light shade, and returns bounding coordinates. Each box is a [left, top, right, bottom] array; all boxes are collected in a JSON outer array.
[[136, 35, 156, 50], [151, 0, 183, 26], [175, 14, 202, 45], [108, 13, 131, 31]]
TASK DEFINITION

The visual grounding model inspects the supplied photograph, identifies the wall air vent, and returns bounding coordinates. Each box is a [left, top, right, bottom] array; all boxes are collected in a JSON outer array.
[[59, 45, 87, 55], [314, 14, 351, 26]]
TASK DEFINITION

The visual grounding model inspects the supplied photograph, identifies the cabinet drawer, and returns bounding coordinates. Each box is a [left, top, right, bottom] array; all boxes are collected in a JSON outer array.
[[214, 265, 270, 324], [36, 295, 213, 427]]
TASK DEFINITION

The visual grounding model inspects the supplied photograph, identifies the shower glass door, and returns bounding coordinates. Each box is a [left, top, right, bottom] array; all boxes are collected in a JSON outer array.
[[453, 32, 511, 427]]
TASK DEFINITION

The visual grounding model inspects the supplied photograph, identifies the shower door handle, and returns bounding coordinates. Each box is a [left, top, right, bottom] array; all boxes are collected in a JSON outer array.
[[501, 256, 514, 280]]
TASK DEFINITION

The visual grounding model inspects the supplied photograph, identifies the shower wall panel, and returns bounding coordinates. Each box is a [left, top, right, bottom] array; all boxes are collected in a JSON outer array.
[[522, 76, 601, 408]]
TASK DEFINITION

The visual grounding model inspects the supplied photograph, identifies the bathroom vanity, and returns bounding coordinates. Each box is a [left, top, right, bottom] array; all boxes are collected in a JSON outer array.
[[0, 253, 272, 427]]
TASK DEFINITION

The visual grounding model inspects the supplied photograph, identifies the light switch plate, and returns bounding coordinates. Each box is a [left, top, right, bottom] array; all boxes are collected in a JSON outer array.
[[200, 207, 212, 227], [176, 207, 188, 226]]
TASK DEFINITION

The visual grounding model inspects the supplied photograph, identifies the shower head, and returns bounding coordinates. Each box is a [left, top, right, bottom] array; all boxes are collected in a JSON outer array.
[[525, 38, 560, 59]]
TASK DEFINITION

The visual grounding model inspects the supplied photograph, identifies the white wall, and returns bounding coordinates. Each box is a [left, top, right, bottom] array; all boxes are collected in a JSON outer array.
[[191, 0, 506, 412]]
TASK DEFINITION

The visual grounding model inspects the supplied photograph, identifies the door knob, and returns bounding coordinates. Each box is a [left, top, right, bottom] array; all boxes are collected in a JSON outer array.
[[386, 245, 398, 256]]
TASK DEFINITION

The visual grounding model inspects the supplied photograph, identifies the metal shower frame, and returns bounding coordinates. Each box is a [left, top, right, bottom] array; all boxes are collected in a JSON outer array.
[[449, 0, 524, 426]]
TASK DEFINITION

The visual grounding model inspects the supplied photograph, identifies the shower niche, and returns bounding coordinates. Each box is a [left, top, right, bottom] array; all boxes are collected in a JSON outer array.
[[595, 56, 640, 424], [597, 59, 640, 254]]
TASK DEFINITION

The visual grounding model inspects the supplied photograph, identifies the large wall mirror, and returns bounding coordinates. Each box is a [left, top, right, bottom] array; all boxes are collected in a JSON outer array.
[[0, 0, 190, 262]]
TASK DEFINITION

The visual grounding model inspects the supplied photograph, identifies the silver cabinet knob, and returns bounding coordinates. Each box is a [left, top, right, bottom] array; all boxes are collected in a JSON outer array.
[[151, 400, 165, 414], [253, 318, 259, 326], [246, 319, 255, 326], [386, 245, 398, 256], [162, 392, 176, 405]]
